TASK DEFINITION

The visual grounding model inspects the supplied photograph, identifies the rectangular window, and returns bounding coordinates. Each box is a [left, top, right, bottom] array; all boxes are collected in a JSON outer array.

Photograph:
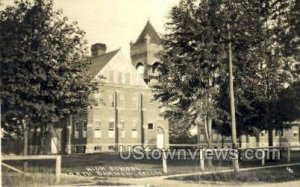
[[75, 121, 80, 131], [75, 121, 80, 138], [119, 94, 125, 108], [109, 122, 115, 130], [94, 92, 102, 105], [109, 94, 115, 107], [275, 129, 284, 137], [120, 121, 125, 129], [108, 146, 115, 151], [82, 121, 87, 138], [132, 95, 138, 109], [118, 72, 122, 84], [148, 123, 154, 130], [119, 120, 125, 138], [83, 121, 87, 131], [293, 131, 298, 137], [131, 130, 138, 138], [125, 73, 130, 84], [75, 146, 85, 153], [108, 122, 115, 138], [94, 146, 101, 151], [132, 122, 137, 131], [275, 129, 279, 136], [94, 121, 101, 129], [109, 71, 114, 83], [94, 121, 101, 138]]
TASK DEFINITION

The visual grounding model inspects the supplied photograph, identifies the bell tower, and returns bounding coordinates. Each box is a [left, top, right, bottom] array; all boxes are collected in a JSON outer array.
[[130, 20, 162, 83]]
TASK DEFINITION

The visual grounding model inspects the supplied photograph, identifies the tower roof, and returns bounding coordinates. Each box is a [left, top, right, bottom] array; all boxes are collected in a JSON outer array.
[[135, 20, 161, 44]]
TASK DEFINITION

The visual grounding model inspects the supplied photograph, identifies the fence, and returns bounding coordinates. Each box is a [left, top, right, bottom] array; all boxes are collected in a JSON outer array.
[[2, 145, 299, 180], [62, 144, 300, 176], [1, 155, 61, 183], [159, 144, 300, 174]]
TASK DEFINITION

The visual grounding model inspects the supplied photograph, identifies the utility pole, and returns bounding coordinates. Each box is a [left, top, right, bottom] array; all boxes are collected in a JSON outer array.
[[227, 23, 239, 173]]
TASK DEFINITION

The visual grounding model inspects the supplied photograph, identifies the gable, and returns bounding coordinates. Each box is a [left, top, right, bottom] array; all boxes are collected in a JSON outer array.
[[96, 50, 148, 88]]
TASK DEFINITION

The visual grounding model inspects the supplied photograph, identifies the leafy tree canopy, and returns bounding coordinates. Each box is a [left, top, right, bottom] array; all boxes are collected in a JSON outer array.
[[152, 0, 299, 140], [0, 0, 99, 140]]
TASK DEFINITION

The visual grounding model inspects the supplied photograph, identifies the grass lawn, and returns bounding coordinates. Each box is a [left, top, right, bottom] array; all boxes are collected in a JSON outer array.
[[2, 151, 299, 186], [62, 152, 231, 177], [168, 165, 300, 185], [1, 172, 87, 187], [61, 151, 300, 177]]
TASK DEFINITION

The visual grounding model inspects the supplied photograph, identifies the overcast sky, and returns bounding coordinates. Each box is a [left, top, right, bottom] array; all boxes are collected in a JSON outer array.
[[2, 0, 180, 55]]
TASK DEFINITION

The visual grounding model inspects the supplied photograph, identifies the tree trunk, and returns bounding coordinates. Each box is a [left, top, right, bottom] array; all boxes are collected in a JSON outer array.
[[39, 124, 46, 154], [207, 118, 213, 167], [204, 116, 213, 168], [23, 120, 28, 171], [227, 23, 239, 173]]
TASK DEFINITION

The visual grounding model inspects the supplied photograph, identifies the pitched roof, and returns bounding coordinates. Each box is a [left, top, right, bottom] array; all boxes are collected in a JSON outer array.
[[88, 49, 119, 78], [135, 20, 161, 44]]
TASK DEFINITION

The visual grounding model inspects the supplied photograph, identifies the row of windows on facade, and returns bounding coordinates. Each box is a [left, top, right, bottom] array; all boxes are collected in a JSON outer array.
[[107, 64, 161, 85], [260, 129, 299, 138], [108, 71, 131, 85], [74, 145, 116, 152], [93, 144, 136, 151], [199, 129, 299, 138], [74, 121, 155, 139], [76, 144, 157, 152], [93, 93, 154, 108]]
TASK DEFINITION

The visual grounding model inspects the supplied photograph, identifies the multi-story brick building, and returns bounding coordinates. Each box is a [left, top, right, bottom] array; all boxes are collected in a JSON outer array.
[[47, 21, 168, 154]]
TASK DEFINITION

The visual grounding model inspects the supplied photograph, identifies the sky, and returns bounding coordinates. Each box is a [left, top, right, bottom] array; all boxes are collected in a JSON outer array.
[[2, 0, 180, 56]]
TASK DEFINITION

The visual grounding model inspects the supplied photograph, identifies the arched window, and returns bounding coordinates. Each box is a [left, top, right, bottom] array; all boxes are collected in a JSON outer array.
[[152, 62, 161, 74], [136, 63, 144, 77]]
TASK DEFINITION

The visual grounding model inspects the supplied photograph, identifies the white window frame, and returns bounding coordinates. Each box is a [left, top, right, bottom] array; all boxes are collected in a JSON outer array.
[[131, 130, 138, 138], [94, 121, 101, 138], [118, 72, 122, 84], [108, 121, 115, 138], [74, 121, 80, 138], [132, 95, 138, 109], [109, 71, 114, 83], [125, 73, 130, 84], [119, 94, 125, 108], [82, 121, 87, 138]]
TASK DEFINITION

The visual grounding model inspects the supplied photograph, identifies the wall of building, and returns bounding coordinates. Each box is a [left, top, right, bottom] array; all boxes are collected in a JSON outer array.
[[66, 84, 168, 153], [197, 124, 300, 150]]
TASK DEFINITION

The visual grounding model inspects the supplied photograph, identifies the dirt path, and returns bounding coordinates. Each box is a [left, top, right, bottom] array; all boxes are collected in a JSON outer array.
[[71, 176, 300, 187]]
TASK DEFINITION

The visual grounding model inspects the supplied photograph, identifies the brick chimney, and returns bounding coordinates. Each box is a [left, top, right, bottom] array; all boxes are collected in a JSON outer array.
[[91, 43, 107, 57]]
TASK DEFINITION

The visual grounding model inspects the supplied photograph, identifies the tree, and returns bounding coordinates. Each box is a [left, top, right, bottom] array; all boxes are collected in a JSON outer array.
[[153, 0, 298, 172], [216, 0, 299, 147], [0, 0, 99, 154], [152, 0, 227, 168], [169, 120, 197, 144]]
